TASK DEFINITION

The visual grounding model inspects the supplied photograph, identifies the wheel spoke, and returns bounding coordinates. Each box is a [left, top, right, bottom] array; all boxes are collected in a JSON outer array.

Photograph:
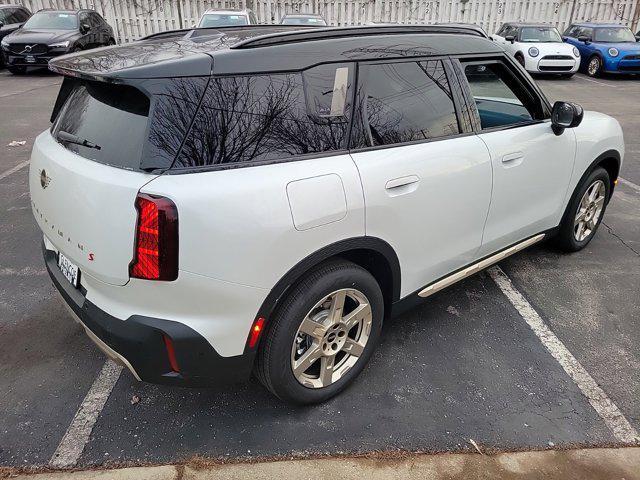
[[575, 208, 586, 223], [342, 302, 372, 331], [575, 221, 586, 241], [588, 183, 600, 202], [298, 317, 327, 340], [342, 337, 365, 357], [327, 290, 347, 324], [293, 344, 322, 377], [319, 355, 335, 386], [594, 196, 605, 209]]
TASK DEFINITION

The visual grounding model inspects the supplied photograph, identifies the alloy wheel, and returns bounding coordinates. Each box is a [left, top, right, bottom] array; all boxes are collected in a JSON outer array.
[[290, 288, 372, 389], [588, 57, 600, 76], [574, 180, 605, 242]]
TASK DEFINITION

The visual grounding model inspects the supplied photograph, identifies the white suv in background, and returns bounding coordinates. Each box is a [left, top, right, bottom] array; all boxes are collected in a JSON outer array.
[[32, 25, 623, 404], [492, 22, 580, 77]]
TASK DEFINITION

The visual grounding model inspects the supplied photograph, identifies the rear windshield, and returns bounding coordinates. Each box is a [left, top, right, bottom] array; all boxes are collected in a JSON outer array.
[[281, 17, 327, 25], [199, 14, 248, 27], [52, 81, 150, 170]]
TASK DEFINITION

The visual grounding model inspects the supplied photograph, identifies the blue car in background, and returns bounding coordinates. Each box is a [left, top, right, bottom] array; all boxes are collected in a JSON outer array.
[[563, 23, 640, 76]]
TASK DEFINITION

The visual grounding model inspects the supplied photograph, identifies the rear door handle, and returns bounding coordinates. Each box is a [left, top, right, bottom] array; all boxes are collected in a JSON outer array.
[[501, 152, 524, 167], [385, 175, 420, 197]]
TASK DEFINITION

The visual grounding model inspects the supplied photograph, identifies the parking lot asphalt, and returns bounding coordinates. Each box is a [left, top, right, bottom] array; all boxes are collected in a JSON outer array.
[[0, 68, 639, 469]]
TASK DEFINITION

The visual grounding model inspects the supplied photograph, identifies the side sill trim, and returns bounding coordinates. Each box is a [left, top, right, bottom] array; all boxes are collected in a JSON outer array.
[[417, 233, 545, 298]]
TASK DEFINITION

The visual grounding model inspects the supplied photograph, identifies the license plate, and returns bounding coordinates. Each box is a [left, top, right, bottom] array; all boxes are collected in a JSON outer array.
[[58, 252, 79, 288], [25, 55, 35, 63]]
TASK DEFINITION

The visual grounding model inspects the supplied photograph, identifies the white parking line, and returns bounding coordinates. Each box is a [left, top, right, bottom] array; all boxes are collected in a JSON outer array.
[[619, 177, 640, 194], [0, 159, 29, 181], [488, 265, 640, 444], [49, 360, 123, 468], [573, 75, 616, 88]]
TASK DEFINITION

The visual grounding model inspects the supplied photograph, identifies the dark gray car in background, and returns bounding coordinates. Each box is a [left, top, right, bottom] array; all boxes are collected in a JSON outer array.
[[1, 9, 115, 74], [0, 4, 31, 67]]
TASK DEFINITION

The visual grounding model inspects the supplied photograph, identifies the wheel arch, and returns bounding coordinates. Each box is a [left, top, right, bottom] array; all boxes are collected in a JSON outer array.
[[574, 149, 621, 204], [254, 237, 401, 335]]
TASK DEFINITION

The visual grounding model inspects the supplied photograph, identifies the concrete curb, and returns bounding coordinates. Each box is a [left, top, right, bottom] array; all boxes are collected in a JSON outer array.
[[4, 447, 640, 479]]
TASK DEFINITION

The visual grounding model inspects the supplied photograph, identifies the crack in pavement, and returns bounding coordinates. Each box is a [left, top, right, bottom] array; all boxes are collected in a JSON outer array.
[[602, 222, 640, 257]]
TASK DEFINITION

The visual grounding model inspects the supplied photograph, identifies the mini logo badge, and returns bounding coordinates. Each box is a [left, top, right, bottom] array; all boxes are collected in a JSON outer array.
[[40, 169, 50, 189]]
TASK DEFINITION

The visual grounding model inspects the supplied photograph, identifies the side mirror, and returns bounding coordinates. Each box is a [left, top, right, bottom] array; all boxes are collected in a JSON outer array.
[[577, 35, 590, 44], [551, 101, 583, 135], [505, 35, 515, 43], [80, 22, 91, 34]]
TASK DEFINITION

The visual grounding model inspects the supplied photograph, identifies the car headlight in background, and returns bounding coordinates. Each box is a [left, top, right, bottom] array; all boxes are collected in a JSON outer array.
[[49, 41, 70, 49], [573, 47, 580, 57], [608, 47, 619, 57], [528, 47, 539, 57]]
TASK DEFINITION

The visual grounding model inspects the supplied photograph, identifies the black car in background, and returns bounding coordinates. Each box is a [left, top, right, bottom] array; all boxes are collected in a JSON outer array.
[[0, 4, 31, 67], [1, 9, 115, 74]]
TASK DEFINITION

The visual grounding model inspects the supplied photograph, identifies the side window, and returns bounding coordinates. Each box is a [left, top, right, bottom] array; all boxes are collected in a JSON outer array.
[[564, 25, 577, 37], [78, 12, 89, 27], [360, 60, 459, 147], [582, 27, 593, 39], [249, 12, 258, 24], [496, 25, 506, 36], [4, 8, 20, 24], [462, 61, 545, 130], [173, 63, 354, 168], [89, 13, 102, 28]]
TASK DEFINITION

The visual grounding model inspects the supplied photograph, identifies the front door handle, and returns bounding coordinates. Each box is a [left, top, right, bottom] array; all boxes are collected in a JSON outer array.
[[385, 175, 420, 197], [501, 152, 524, 167]]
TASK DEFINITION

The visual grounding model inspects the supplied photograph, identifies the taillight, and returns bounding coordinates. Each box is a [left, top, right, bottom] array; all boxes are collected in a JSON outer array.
[[130, 193, 178, 281]]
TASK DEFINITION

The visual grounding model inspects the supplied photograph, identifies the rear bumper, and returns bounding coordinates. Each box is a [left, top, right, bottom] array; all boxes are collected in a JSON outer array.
[[43, 243, 255, 387]]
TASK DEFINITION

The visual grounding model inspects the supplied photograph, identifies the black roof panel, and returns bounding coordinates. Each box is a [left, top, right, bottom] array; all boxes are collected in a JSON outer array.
[[49, 25, 503, 80]]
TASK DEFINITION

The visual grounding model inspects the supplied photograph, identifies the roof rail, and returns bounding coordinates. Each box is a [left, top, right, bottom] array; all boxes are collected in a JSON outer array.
[[231, 24, 487, 49], [140, 24, 313, 42]]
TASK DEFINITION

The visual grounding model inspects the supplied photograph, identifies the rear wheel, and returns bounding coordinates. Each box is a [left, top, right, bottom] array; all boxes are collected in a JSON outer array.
[[255, 260, 383, 404], [587, 56, 602, 77], [554, 167, 610, 252]]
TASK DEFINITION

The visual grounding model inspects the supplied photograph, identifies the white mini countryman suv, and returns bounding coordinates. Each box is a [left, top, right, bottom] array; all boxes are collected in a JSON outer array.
[[31, 25, 623, 404], [492, 22, 581, 76]]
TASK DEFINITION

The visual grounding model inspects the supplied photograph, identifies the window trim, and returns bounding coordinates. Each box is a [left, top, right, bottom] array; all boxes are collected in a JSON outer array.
[[348, 55, 471, 153], [453, 53, 552, 134]]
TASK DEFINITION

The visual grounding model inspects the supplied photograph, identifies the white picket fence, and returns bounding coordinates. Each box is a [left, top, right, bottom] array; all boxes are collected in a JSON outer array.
[[2, 0, 639, 44]]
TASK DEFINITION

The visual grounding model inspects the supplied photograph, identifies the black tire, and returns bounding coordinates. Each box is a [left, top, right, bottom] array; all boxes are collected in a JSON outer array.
[[108, 38, 116, 46], [7, 66, 26, 75], [255, 259, 384, 404], [554, 167, 610, 252], [586, 55, 602, 77]]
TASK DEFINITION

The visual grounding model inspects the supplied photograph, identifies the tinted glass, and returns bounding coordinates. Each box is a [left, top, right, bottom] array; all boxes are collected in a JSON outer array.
[[23, 11, 77, 30], [520, 27, 562, 42], [463, 63, 538, 129], [173, 64, 353, 168], [594, 27, 636, 42], [362, 60, 459, 147], [52, 81, 150, 170], [16, 8, 30, 22], [199, 14, 248, 27]]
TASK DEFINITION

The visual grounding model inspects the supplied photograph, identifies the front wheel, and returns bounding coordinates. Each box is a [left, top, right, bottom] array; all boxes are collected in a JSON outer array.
[[255, 260, 383, 404], [587, 56, 602, 77], [554, 167, 610, 252]]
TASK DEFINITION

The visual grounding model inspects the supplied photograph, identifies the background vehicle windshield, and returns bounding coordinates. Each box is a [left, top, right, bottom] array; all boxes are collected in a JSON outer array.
[[520, 27, 562, 42], [23, 11, 77, 30], [593, 27, 636, 42], [282, 16, 327, 25], [199, 14, 248, 27]]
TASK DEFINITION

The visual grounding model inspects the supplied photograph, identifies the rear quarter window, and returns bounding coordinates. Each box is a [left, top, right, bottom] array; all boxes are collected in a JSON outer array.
[[52, 81, 150, 170], [173, 63, 354, 169]]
